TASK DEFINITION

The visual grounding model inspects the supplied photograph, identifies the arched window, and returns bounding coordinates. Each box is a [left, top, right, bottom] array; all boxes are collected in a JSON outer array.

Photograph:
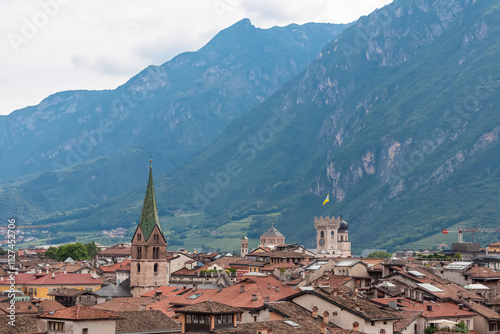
[[137, 263, 141, 272], [320, 231, 324, 238], [331, 231, 334, 237], [154, 263, 158, 273], [340, 235, 344, 241], [137, 233, 141, 241], [137, 247, 142, 259]]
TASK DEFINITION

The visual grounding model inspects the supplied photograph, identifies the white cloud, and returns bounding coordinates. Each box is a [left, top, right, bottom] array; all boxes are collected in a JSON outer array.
[[0, 0, 393, 115]]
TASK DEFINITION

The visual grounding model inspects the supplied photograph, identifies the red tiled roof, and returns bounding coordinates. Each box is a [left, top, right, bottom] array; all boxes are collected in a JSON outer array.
[[40, 305, 120, 320], [141, 286, 190, 298], [371, 298, 475, 318], [151, 275, 297, 316], [466, 266, 500, 278], [0, 273, 102, 286], [93, 297, 155, 312], [100, 259, 131, 273], [0, 300, 65, 315]]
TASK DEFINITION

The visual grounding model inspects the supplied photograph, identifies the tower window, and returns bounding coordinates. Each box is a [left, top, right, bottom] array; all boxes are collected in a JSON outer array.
[[320, 231, 324, 238], [331, 231, 334, 237], [137, 263, 141, 272], [137, 233, 141, 241], [154, 263, 158, 273], [137, 247, 142, 259]]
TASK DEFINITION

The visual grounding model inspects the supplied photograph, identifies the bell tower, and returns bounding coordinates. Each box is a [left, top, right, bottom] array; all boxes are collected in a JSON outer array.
[[130, 160, 168, 297], [314, 215, 351, 257]]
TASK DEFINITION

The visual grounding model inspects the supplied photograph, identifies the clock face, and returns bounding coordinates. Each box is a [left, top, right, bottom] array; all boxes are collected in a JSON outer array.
[[319, 238, 325, 246]]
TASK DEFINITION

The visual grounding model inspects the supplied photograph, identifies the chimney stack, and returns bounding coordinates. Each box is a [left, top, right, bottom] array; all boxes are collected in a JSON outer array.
[[268, 283, 271, 289], [321, 322, 327, 334], [37, 305, 43, 315], [312, 306, 318, 318], [323, 311, 329, 324], [240, 285, 245, 294], [276, 286, 280, 293], [252, 294, 258, 301]]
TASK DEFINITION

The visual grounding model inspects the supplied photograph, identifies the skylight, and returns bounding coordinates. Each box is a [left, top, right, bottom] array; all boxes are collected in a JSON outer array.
[[187, 293, 202, 299], [284, 320, 300, 327]]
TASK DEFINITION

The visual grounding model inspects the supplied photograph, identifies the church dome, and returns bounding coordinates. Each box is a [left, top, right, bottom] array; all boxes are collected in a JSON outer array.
[[339, 217, 348, 231]]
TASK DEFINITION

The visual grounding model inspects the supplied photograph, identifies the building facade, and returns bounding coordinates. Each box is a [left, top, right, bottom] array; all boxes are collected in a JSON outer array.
[[314, 215, 351, 257], [259, 225, 285, 248], [130, 161, 168, 297]]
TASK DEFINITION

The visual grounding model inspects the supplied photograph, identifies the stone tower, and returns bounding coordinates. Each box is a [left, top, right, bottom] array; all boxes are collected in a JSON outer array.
[[314, 215, 351, 257], [130, 160, 168, 297], [240, 236, 249, 257]]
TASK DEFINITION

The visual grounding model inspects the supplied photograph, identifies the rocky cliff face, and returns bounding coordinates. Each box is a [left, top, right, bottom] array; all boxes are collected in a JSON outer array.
[[145, 0, 500, 251], [0, 20, 348, 222]]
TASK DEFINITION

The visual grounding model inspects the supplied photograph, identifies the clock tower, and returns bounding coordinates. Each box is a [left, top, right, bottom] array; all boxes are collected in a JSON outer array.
[[130, 160, 168, 297], [314, 215, 351, 257]]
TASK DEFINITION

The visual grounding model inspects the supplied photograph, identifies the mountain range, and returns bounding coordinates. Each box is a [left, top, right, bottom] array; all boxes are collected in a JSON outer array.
[[3, 0, 500, 253]]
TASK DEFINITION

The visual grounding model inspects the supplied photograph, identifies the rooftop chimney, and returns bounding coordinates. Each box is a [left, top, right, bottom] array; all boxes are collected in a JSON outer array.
[[139, 304, 146, 311], [37, 305, 43, 315], [252, 294, 258, 301], [312, 306, 318, 318], [268, 283, 271, 290], [240, 285, 245, 294], [323, 311, 329, 324], [193, 284, 198, 292], [276, 286, 280, 293], [321, 322, 327, 334]]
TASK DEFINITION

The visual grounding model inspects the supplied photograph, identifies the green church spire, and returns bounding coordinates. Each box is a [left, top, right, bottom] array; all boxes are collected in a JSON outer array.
[[139, 159, 162, 241]]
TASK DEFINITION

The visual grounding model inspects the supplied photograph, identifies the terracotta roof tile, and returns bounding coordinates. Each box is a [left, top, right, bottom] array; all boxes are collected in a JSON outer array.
[[0, 299, 65, 315], [0, 315, 38, 334], [93, 297, 155, 312], [40, 305, 120, 320], [141, 286, 190, 298], [176, 300, 244, 314], [215, 301, 366, 334], [371, 298, 475, 318], [466, 266, 500, 278], [115, 310, 181, 333], [0, 272, 102, 286], [393, 310, 422, 332]]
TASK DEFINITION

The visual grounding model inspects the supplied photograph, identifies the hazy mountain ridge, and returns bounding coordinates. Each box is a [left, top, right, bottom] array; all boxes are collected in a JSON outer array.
[[0, 19, 348, 223], [4, 0, 500, 253], [145, 0, 500, 251]]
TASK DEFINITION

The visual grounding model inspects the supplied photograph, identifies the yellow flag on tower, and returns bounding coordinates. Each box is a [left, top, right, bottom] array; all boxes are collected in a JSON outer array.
[[323, 194, 329, 206]]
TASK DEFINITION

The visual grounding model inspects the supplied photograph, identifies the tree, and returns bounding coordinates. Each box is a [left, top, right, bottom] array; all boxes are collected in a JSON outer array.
[[43, 243, 90, 261], [367, 251, 392, 258], [454, 321, 469, 333], [57, 243, 89, 261], [45, 246, 58, 260], [85, 241, 99, 259]]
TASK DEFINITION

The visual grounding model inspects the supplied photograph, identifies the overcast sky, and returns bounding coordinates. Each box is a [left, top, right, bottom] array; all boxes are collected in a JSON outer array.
[[0, 0, 393, 116]]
